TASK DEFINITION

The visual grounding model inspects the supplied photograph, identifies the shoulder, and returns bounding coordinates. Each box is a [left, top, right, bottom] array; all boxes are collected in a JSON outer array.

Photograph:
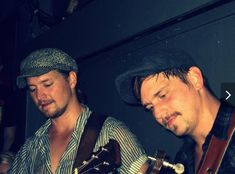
[[15, 136, 37, 155], [15, 121, 49, 158], [103, 116, 125, 127], [97, 116, 140, 144], [100, 116, 143, 150], [98, 117, 148, 173], [10, 135, 37, 172], [102, 116, 133, 134]]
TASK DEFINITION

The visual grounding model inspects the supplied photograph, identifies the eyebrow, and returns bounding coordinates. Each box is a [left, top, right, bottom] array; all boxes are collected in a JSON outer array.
[[27, 78, 52, 86], [142, 84, 168, 107], [142, 90, 161, 107], [41, 79, 51, 83]]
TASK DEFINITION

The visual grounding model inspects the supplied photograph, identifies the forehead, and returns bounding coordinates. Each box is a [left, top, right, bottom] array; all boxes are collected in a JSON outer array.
[[141, 73, 169, 89], [140, 73, 175, 101], [26, 70, 62, 84]]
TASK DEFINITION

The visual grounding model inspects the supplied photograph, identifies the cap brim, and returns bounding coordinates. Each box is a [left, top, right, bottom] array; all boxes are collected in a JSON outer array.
[[16, 75, 28, 88], [115, 66, 158, 105], [16, 67, 54, 88]]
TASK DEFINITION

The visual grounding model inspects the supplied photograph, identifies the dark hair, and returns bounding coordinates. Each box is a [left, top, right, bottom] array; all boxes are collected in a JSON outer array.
[[57, 70, 87, 104], [133, 67, 193, 101]]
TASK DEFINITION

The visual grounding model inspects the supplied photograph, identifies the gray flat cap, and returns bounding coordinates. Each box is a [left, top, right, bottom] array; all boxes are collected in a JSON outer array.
[[17, 48, 78, 88]]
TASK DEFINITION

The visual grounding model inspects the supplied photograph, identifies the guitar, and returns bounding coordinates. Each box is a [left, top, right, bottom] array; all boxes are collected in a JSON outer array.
[[148, 150, 184, 174], [197, 112, 235, 174], [73, 139, 121, 174]]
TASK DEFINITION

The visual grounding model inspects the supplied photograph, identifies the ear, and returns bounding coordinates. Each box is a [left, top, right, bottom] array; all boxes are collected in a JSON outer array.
[[68, 71, 77, 89], [187, 66, 204, 90]]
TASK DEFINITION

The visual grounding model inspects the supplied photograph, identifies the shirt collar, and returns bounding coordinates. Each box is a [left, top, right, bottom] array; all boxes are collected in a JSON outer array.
[[34, 105, 92, 138]]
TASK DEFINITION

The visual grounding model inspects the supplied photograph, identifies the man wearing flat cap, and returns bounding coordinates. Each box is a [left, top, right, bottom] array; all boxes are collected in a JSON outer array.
[[115, 48, 235, 173], [9, 48, 148, 174]]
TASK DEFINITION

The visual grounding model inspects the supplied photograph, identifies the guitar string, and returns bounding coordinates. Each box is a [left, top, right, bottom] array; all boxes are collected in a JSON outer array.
[[76, 150, 105, 171], [73, 148, 108, 174], [79, 161, 109, 174]]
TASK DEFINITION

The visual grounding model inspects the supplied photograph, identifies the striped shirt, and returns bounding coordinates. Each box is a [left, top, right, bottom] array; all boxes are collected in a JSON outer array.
[[9, 105, 147, 174]]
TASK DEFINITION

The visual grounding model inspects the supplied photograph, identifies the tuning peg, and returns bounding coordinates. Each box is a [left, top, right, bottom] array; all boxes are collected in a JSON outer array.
[[103, 161, 110, 166], [148, 156, 184, 174], [92, 154, 98, 159], [101, 147, 108, 152], [94, 167, 100, 171], [82, 160, 88, 165]]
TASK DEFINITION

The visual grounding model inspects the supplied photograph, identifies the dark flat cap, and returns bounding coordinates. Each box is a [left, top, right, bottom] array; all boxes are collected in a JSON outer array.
[[115, 48, 196, 104], [17, 48, 78, 88]]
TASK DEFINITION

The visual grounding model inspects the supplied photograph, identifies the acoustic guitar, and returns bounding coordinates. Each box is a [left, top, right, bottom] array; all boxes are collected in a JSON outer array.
[[73, 139, 121, 174]]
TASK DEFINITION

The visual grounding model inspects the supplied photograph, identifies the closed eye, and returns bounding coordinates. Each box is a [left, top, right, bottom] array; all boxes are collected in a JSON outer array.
[[44, 82, 53, 87], [159, 94, 166, 99]]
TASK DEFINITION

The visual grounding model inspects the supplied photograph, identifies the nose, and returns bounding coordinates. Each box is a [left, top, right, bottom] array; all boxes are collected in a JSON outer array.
[[152, 105, 167, 123], [35, 88, 46, 101]]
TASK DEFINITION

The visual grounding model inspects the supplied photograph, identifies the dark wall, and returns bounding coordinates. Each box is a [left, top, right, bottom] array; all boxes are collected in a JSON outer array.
[[22, 0, 213, 56], [23, 0, 235, 160]]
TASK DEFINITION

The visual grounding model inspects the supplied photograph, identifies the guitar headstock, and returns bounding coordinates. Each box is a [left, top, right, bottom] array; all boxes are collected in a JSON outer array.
[[148, 150, 184, 174], [74, 139, 121, 174], [149, 150, 166, 174]]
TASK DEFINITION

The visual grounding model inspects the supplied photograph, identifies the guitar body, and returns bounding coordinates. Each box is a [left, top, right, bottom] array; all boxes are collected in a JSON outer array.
[[73, 139, 121, 174]]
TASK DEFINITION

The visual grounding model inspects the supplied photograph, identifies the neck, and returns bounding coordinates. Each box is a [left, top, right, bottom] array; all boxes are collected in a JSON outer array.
[[191, 89, 220, 147], [50, 96, 83, 133]]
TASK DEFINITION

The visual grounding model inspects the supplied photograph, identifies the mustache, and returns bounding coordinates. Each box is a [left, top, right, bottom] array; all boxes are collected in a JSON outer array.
[[162, 111, 181, 128], [38, 99, 54, 106]]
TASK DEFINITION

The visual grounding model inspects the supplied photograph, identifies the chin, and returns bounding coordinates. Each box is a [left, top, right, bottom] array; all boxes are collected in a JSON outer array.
[[171, 127, 185, 136], [48, 113, 62, 119], [174, 132, 185, 136], [43, 111, 57, 119]]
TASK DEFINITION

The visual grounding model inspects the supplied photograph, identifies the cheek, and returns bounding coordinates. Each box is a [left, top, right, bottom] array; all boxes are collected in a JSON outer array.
[[54, 84, 72, 102], [172, 85, 190, 103], [171, 88, 198, 118]]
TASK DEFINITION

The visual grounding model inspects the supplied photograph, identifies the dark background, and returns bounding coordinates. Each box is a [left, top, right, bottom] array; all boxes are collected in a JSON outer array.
[[1, 0, 235, 160]]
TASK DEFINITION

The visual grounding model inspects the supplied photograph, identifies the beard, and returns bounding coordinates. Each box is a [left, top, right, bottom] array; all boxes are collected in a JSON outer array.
[[46, 106, 67, 119], [38, 100, 68, 119], [161, 111, 183, 135]]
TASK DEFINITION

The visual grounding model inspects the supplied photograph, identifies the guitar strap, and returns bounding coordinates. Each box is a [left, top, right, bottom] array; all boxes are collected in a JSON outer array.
[[72, 112, 107, 170], [197, 112, 235, 174]]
